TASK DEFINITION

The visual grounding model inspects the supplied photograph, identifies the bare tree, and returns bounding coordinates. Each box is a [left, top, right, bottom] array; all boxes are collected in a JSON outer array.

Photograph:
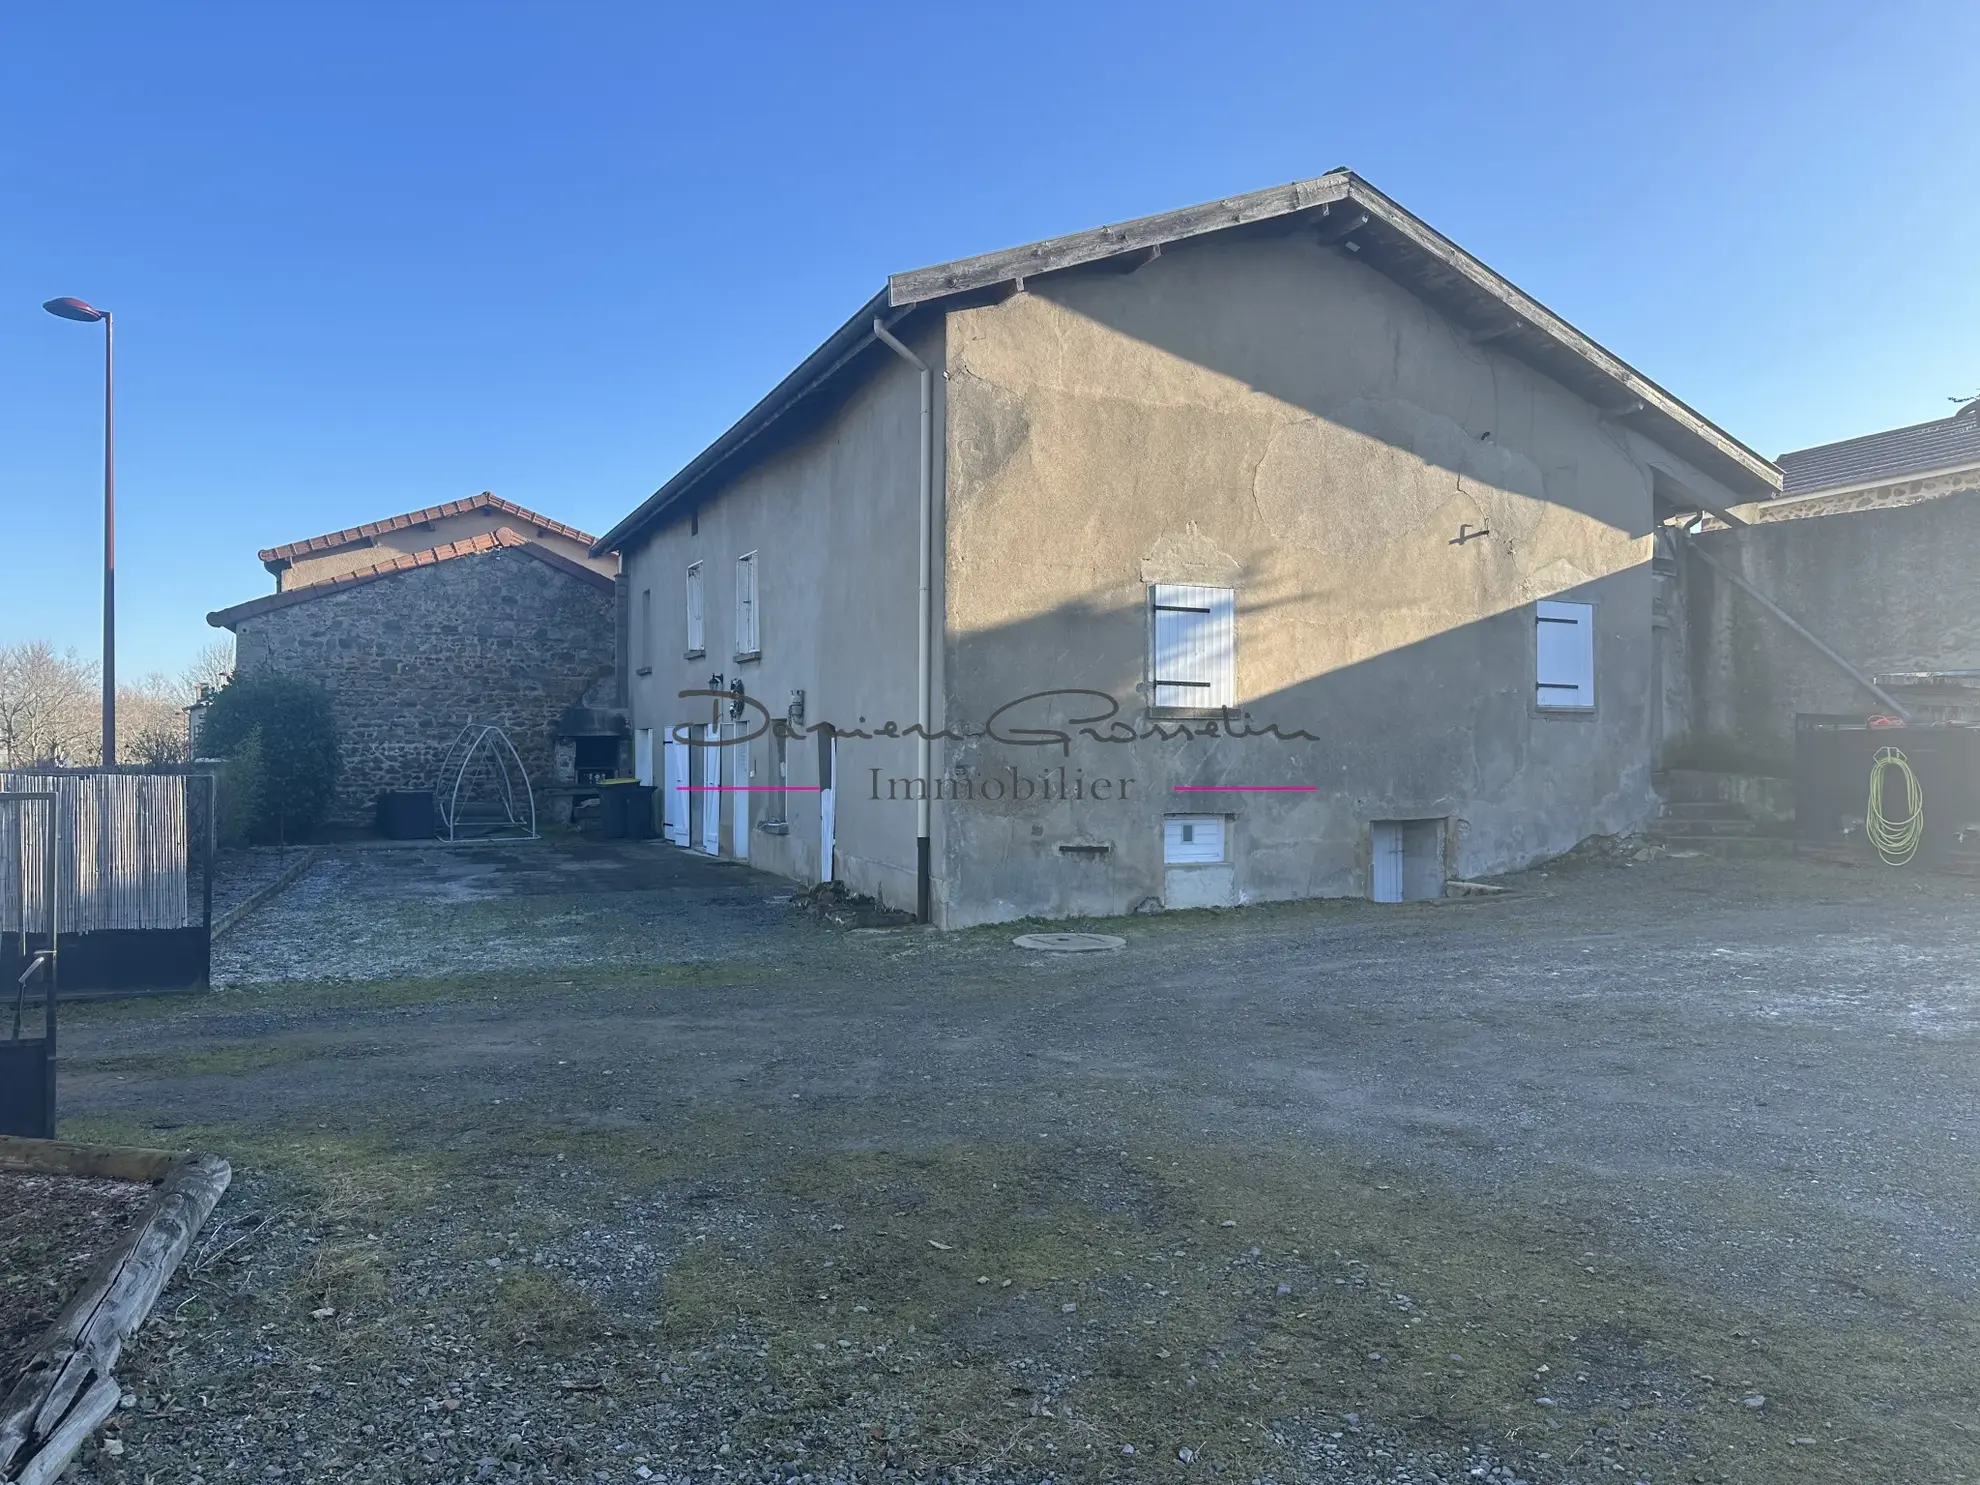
[[1, 637, 236, 767], [182, 637, 235, 697], [121, 671, 193, 764], [0, 642, 99, 766]]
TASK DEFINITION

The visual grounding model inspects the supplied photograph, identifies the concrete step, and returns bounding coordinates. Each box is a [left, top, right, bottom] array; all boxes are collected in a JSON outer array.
[[1657, 768, 1796, 822], [1652, 834, 1798, 860], [1650, 815, 1762, 837], [1658, 800, 1753, 821]]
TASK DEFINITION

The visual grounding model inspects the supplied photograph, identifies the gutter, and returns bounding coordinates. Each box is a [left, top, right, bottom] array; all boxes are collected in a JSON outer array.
[[871, 320, 936, 924]]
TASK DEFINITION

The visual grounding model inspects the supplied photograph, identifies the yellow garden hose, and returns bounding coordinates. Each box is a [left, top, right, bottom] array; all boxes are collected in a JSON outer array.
[[1866, 746, 1924, 866]]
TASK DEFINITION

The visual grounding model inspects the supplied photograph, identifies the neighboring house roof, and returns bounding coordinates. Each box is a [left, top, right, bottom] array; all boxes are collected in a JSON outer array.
[[210, 528, 612, 630], [594, 168, 1780, 555], [1777, 412, 1980, 496], [259, 494, 600, 572]]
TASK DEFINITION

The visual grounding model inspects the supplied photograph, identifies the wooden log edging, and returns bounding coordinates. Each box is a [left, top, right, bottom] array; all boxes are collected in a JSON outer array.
[[211, 847, 319, 944], [0, 1140, 232, 1484]]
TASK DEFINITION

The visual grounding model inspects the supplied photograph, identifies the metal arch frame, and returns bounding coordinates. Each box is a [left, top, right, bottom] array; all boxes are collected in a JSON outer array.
[[433, 723, 538, 843]]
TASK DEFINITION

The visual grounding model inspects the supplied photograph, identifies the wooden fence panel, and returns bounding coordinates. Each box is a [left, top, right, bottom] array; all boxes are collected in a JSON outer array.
[[0, 774, 190, 933]]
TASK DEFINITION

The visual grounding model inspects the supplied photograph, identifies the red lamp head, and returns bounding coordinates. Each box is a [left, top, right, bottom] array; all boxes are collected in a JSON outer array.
[[43, 297, 107, 322]]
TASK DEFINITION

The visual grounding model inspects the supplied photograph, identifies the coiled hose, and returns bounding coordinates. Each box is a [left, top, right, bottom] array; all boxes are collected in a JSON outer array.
[[1866, 746, 1924, 866]]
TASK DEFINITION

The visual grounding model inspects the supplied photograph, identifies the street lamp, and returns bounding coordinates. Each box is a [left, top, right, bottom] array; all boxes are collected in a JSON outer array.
[[42, 296, 116, 767]]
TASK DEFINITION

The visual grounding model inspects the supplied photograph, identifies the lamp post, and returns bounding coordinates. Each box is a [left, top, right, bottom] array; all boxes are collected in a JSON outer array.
[[42, 297, 115, 767]]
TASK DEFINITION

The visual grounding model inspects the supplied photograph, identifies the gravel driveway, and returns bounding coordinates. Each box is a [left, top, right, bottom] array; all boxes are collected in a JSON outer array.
[[49, 840, 1980, 1484]]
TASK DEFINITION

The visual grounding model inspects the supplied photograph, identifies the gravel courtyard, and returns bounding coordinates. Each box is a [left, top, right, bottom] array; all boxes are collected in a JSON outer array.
[[49, 839, 1980, 1485]]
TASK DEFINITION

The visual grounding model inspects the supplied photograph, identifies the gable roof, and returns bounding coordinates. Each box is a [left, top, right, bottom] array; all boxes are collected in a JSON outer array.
[[1778, 411, 1980, 496], [594, 169, 1779, 554], [259, 493, 599, 571], [210, 527, 612, 630]]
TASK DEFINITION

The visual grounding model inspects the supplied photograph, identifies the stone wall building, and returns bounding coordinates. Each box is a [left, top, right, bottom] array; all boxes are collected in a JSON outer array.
[[595, 170, 1778, 926], [210, 505, 619, 828], [1661, 405, 1980, 771]]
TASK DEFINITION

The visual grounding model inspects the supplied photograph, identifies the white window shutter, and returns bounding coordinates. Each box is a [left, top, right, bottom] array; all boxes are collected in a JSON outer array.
[[1534, 600, 1594, 708], [686, 564, 704, 652], [1151, 584, 1236, 708], [1206, 588, 1234, 707], [736, 553, 759, 653]]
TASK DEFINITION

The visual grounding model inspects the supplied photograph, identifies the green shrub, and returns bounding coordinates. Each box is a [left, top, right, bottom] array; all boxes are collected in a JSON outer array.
[[214, 727, 267, 849], [199, 675, 340, 843]]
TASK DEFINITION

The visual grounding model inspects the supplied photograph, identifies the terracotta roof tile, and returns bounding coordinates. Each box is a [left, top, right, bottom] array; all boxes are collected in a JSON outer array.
[[257, 494, 600, 565], [209, 527, 612, 630]]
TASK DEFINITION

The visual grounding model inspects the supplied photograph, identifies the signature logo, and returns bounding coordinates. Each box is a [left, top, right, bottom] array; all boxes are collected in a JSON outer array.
[[668, 689, 1319, 757]]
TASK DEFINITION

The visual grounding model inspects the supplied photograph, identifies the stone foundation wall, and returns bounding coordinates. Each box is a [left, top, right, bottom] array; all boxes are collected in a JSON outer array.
[[233, 547, 616, 826]]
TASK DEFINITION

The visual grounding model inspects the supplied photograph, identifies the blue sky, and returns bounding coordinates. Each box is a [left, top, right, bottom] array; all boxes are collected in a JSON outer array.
[[2, 0, 1974, 677]]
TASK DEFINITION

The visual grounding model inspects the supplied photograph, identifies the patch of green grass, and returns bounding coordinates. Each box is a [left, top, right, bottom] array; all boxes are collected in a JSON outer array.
[[597, 1119, 1977, 1481], [74, 1041, 322, 1078], [61, 1100, 1978, 1481], [481, 1266, 625, 1356], [61, 958, 784, 1030]]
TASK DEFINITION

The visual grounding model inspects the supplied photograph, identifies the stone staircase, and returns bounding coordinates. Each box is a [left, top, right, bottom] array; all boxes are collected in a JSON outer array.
[[1647, 770, 1797, 859]]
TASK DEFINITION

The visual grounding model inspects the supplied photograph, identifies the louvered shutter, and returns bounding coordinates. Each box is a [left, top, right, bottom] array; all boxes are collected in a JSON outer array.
[[1151, 584, 1235, 708], [736, 553, 759, 654], [1534, 600, 1594, 709]]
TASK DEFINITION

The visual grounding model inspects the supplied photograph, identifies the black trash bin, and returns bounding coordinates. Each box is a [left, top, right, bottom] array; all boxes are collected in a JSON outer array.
[[599, 781, 656, 840], [376, 789, 436, 840]]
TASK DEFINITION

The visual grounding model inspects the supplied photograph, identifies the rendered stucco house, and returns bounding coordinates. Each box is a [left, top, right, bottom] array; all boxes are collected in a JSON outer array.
[[595, 170, 1780, 927]]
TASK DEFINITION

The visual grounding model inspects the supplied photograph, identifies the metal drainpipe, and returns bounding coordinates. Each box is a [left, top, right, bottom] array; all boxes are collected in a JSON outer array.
[[872, 319, 935, 923]]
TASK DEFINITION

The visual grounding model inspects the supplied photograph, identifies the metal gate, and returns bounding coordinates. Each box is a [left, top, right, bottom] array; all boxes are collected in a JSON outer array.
[[0, 768, 214, 995], [0, 791, 60, 1138]]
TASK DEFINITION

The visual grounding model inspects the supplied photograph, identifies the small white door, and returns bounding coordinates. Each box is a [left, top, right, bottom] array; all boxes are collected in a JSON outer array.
[[730, 736, 750, 862], [633, 728, 654, 786], [818, 734, 836, 885], [699, 723, 721, 855], [663, 736, 689, 845], [1371, 821, 1404, 903]]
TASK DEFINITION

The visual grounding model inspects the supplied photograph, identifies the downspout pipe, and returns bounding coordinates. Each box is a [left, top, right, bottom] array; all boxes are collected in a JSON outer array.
[[873, 319, 935, 923], [1683, 534, 1913, 721]]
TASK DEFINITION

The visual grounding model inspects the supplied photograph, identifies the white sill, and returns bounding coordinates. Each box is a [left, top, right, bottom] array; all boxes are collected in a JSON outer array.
[[684, 648, 706, 660], [733, 650, 762, 664], [634, 666, 652, 677]]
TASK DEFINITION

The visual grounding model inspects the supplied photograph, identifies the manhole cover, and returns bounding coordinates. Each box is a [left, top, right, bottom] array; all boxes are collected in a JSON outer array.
[[1012, 932, 1126, 952]]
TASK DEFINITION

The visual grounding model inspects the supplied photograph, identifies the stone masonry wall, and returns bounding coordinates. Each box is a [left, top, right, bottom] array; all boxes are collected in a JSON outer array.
[[1682, 488, 1980, 771], [232, 547, 616, 826]]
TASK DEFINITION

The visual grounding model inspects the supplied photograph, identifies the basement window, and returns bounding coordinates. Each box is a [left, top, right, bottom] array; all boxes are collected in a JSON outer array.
[[1164, 815, 1226, 864]]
